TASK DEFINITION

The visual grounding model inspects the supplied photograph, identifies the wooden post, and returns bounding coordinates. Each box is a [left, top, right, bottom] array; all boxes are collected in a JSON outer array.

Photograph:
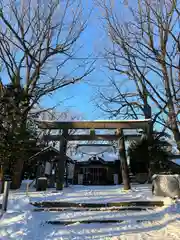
[[145, 121, 153, 182], [35, 164, 41, 187], [2, 181, 10, 212], [65, 159, 68, 188], [0, 165, 4, 193], [56, 129, 68, 190], [118, 129, 131, 190]]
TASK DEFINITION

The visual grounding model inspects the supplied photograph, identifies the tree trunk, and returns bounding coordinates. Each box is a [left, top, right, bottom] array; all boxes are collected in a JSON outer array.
[[10, 158, 24, 189], [118, 130, 131, 190], [145, 116, 154, 183], [0, 166, 4, 193], [10, 118, 27, 189], [169, 111, 180, 152], [166, 92, 180, 152], [161, 65, 180, 151]]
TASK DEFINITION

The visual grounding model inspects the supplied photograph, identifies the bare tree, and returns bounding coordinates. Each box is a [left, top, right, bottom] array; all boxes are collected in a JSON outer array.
[[97, 0, 180, 150], [0, 0, 93, 188], [0, 0, 93, 109], [0, 84, 45, 189], [97, 76, 150, 120]]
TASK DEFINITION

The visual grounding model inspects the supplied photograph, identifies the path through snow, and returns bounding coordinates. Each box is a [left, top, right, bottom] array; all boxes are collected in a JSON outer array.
[[0, 184, 179, 239]]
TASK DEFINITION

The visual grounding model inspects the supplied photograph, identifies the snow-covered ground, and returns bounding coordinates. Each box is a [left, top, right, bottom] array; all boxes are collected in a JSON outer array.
[[0, 182, 180, 240]]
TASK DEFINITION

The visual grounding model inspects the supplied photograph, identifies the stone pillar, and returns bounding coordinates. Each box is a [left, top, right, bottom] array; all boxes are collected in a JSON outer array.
[[118, 129, 131, 190], [35, 164, 42, 187], [56, 129, 68, 190], [145, 120, 153, 182]]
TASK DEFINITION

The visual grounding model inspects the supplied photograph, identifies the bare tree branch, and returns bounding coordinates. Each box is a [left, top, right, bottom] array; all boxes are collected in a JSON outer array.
[[97, 0, 180, 150], [0, 0, 94, 116]]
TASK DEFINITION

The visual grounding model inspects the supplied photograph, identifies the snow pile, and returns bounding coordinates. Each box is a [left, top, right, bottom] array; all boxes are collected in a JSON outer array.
[[0, 193, 33, 213], [28, 184, 169, 204]]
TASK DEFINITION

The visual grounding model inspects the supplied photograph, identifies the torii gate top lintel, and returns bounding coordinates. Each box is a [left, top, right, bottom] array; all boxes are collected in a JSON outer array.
[[36, 119, 151, 130]]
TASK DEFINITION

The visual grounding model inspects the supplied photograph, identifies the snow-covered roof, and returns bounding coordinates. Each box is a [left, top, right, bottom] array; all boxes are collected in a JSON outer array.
[[36, 119, 151, 131], [100, 152, 119, 161], [70, 144, 119, 162], [29, 146, 60, 160], [76, 145, 115, 155], [36, 119, 151, 123], [69, 152, 119, 162]]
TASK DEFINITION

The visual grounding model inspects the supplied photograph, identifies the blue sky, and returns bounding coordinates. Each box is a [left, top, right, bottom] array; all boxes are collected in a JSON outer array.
[[40, 0, 177, 126], [1, 0, 105, 120], [41, 1, 109, 120], [1, 0, 177, 126], [0, 0, 157, 121], [40, 0, 148, 120]]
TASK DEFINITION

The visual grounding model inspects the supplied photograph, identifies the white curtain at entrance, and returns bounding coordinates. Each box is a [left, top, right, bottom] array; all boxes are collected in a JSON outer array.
[[68, 163, 75, 179], [44, 162, 52, 175], [78, 174, 83, 184], [114, 174, 118, 185]]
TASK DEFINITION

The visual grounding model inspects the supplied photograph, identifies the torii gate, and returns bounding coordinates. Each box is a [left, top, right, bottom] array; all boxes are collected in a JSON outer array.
[[36, 119, 151, 191]]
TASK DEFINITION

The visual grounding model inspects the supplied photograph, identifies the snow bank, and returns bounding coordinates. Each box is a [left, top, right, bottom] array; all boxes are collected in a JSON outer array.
[[0, 184, 179, 240], [1, 204, 180, 240]]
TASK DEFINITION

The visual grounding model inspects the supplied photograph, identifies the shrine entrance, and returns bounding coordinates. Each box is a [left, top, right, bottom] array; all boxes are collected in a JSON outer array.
[[36, 119, 151, 190], [82, 167, 107, 185]]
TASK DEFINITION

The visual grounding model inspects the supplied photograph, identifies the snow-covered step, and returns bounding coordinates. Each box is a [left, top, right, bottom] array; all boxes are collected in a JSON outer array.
[[31, 200, 164, 208], [1, 210, 180, 240], [1, 184, 179, 240], [33, 206, 155, 212], [32, 205, 169, 226], [46, 219, 128, 225], [43, 212, 164, 225]]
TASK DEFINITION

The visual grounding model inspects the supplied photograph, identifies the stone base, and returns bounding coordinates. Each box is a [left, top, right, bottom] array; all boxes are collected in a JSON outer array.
[[36, 177, 47, 191], [152, 174, 180, 199]]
